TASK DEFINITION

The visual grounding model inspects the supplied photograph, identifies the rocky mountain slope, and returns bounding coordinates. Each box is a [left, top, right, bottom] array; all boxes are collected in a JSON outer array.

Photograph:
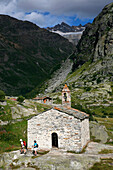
[[0, 15, 74, 96], [42, 3, 113, 117], [73, 3, 113, 74], [47, 22, 85, 45]]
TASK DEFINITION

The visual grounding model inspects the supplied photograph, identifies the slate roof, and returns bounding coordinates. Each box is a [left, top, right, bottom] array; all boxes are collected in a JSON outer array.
[[27, 106, 89, 121], [53, 106, 89, 120]]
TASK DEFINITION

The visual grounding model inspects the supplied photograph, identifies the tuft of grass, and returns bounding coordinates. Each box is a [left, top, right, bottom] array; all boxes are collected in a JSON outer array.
[[98, 149, 113, 154], [31, 155, 40, 159], [31, 150, 49, 159], [89, 158, 113, 170], [90, 135, 101, 143], [27, 164, 40, 170], [10, 163, 20, 169], [13, 159, 19, 163]]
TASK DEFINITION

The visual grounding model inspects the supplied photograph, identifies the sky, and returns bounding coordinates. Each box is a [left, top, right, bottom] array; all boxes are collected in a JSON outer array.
[[0, 0, 113, 28]]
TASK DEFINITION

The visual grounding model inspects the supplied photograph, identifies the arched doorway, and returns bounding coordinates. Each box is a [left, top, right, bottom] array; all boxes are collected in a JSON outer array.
[[52, 133, 58, 148]]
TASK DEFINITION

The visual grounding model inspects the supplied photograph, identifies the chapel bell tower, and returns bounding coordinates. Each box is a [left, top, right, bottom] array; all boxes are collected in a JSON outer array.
[[62, 84, 71, 107]]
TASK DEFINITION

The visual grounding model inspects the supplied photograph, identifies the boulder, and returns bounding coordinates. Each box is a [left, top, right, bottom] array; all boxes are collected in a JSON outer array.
[[90, 122, 109, 143]]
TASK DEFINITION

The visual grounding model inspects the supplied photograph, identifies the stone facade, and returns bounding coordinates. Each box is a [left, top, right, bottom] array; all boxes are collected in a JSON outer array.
[[28, 109, 90, 152]]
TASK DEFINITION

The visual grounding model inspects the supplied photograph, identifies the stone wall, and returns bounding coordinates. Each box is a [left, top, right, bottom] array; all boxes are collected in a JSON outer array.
[[81, 118, 90, 148], [28, 109, 89, 152]]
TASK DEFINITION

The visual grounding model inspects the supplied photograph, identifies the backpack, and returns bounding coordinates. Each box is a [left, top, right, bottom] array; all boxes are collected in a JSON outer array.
[[23, 141, 26, 147], [36, 143, 38, 148]]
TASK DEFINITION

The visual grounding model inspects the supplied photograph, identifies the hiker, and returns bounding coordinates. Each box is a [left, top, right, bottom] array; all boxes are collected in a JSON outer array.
[[20, 139, 26, 154], [33, 140, 38, 155], [20, 139, 24, 154]]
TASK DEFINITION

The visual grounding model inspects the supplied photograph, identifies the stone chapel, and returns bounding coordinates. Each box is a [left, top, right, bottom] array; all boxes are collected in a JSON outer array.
[[27, 84, 90, 152]]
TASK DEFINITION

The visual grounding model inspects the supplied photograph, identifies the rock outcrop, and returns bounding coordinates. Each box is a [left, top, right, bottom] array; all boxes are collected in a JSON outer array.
[[0, 142, 113, 169], [73, 2, 113, 82]]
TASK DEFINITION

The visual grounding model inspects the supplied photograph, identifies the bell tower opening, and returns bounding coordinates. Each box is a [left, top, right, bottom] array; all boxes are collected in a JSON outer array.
[[64, 93, 67, 101], [62, 84, 71, 107], [52, 133, 58, 148]]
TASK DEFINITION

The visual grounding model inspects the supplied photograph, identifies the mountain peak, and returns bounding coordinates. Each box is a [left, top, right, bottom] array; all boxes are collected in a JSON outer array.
[[47, 22, 85, 33]]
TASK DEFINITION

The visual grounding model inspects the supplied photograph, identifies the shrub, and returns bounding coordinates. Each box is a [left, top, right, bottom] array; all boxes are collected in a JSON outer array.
[[17, 96, 25, 103], [109, 112, 113, 118], [85, 108, 94, 121], [97, 77, 101, 84], [102, 110, 108, 115], [0, 90, 5, 102], [84, 87, 91, 91], [102, 115, 106, 118]]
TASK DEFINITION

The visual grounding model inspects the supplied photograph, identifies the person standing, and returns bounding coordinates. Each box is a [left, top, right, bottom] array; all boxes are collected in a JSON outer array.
[[20, 139, 24, 154], [33, 140, 38, 155]]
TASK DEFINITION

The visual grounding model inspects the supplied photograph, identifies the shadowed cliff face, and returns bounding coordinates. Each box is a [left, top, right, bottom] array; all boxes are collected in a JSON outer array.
[[73, 2, 113, 81], [0, 15, 74, 96]]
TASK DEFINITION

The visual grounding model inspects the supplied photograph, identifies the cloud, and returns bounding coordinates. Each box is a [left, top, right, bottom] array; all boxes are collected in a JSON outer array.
[[0, 0, 17, 15], [0, 0, 113, 27], [16, 0, 113, 17], [24, 12, 64, 27]]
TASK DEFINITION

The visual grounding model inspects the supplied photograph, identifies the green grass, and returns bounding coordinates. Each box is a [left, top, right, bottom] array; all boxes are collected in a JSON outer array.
[[98, 149, 113, 154], [32, 150, 49, 159], [0, 103, 12, 121], [89, 158, 113, 170], [0, 120, 27, 153], [0, 141, 20, 153], [53, 97, 62, 104], [90, 105, 113, 117], [90, 135, 101, 143], [36, 103, 51, 112]]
